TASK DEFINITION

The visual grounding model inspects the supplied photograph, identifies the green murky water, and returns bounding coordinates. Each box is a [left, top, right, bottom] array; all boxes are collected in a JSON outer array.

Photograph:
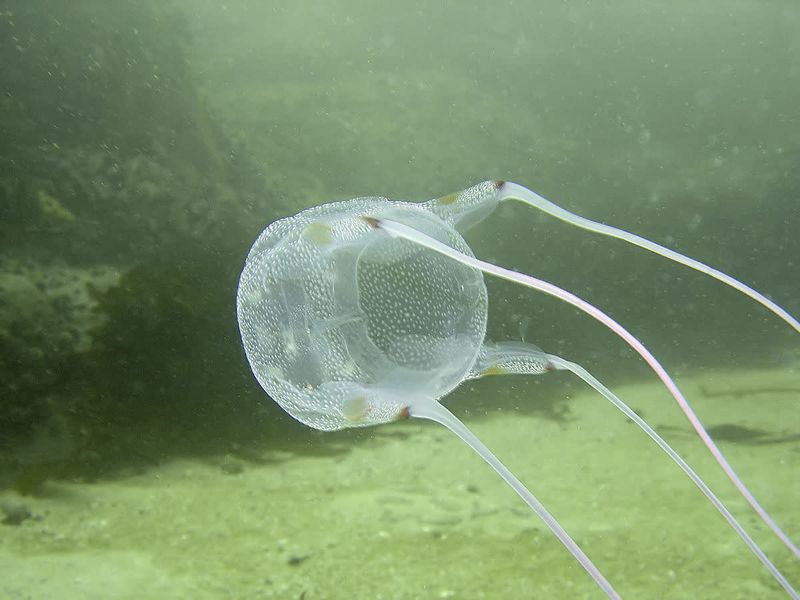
[[1, 2, 798, 598]]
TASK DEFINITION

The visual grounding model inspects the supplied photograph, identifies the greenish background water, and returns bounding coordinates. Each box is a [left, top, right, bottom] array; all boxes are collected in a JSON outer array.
[[187, 0, 800, 375], [1, 1, 798, 598]]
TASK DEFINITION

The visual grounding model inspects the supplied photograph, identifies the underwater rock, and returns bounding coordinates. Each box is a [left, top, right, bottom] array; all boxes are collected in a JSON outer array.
[[0, 0, 282, 468], [0, 499, 37, 526], [0, 258, 120, 447], [0, 258, 120, 353]]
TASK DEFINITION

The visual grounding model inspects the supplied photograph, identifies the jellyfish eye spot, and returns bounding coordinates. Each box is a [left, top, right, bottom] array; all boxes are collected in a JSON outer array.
[[480, 365, 508, 377], [301, 222, 332, 245], [342, 396, 369, 422], [437, 192, 460, 205]]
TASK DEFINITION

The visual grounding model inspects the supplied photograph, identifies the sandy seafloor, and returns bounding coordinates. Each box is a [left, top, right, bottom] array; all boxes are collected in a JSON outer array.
[[1, 367, 798, 600]]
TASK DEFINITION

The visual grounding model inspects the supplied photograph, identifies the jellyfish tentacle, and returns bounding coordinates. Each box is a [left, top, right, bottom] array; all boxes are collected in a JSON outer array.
[[364, 216, 799, 586], [408, 398, 622, 600], [470, 340, 799, 598], [466, 341, 552, 379], [428, 180, 799, 332]]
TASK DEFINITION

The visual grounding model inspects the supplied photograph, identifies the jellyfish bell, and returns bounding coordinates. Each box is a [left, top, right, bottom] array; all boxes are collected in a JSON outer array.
[[236, 181, 799, 599], [236, 197, 487, 431]]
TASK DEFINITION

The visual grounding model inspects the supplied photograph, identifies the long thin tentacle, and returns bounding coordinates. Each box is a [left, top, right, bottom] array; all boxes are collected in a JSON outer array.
[[363, 215, 799, 566], [409, 399, 622, 600], [497, 181, 800, 333], [545, 353, 799, 599]]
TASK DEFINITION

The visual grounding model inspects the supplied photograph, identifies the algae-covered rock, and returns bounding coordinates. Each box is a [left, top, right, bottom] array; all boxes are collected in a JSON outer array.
[[0, 259, 120, 445], [0, 1, 284, 479], [1, 1, 277, 264]]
